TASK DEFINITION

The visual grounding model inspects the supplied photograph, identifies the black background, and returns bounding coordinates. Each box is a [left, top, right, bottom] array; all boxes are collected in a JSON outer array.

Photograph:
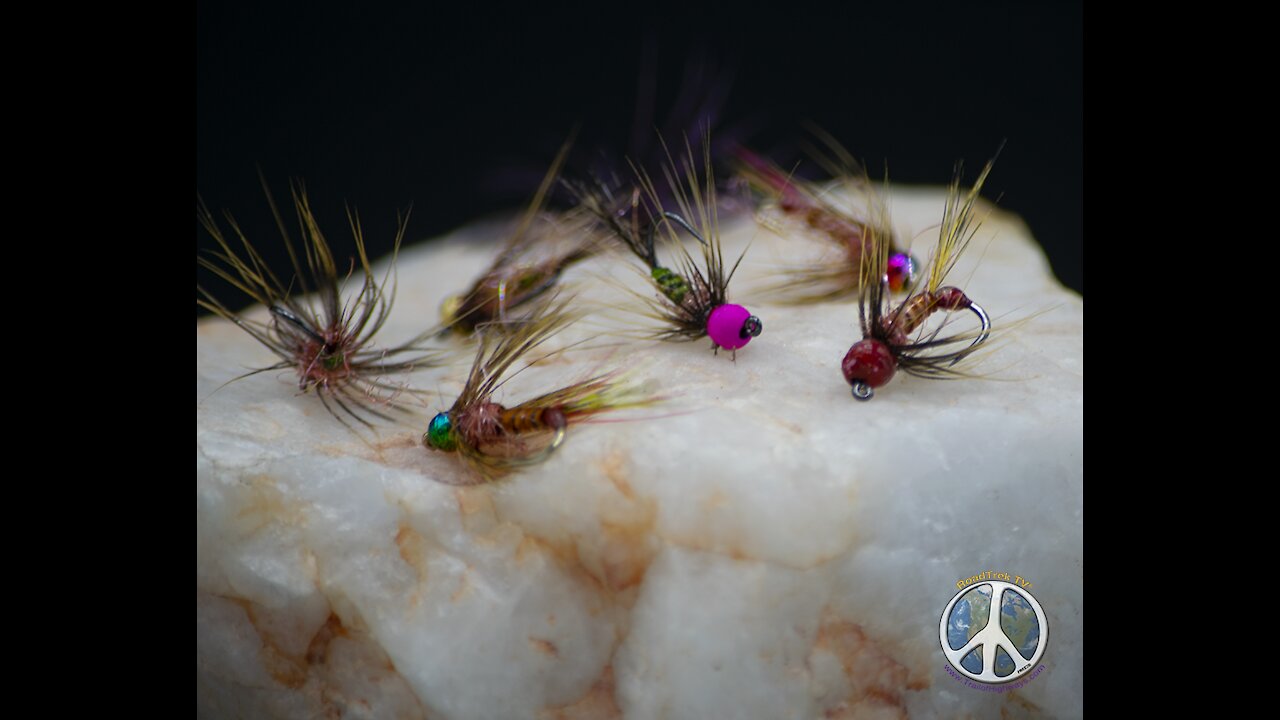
[[197, 3, 1082, 312]]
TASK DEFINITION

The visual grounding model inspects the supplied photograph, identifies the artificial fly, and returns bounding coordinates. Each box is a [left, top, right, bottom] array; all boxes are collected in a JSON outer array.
[[568, 136, 763, 357], [438, 134, 597, 336], [197, 179, 441, 431], [734, 139, 918, 303], [840, 157, 996, 400], [423, 297, 654, 482]]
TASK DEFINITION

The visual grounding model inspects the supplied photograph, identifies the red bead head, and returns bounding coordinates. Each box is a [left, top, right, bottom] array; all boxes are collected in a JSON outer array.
[[841, 339, 897, 400]]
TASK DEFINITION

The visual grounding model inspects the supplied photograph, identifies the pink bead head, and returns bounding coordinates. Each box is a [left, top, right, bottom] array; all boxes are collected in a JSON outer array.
[[885, 252, 918, 294], [705, 303, 762, 351]]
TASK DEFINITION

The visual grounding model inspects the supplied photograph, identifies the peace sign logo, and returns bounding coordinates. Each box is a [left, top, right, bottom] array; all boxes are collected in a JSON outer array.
[[939, 581, 1048, 683]]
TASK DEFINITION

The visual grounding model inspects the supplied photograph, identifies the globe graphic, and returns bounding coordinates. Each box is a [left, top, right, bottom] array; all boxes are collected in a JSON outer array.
[[946, 584, 1042, 678]]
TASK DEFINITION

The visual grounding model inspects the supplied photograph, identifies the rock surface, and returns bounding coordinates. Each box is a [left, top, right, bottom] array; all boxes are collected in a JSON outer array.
[[197, 187, 1084, 719]]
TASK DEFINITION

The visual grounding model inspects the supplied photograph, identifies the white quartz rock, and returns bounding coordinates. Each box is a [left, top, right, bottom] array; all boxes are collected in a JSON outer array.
[[197, 187, 1083, 719]]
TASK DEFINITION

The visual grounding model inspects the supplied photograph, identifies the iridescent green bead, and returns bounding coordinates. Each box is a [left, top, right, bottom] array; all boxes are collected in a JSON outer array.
[[425, 412, 458, 451]]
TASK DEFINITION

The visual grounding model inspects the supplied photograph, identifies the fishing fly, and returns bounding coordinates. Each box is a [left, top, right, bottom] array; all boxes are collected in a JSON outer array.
[[197, 179, 441, 430], [438, 135, 597, 336], [840, 157, 996, 400], [568, 136, 762, 357], [734, 138, 918, 303], [423, 298, 653, 482]]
